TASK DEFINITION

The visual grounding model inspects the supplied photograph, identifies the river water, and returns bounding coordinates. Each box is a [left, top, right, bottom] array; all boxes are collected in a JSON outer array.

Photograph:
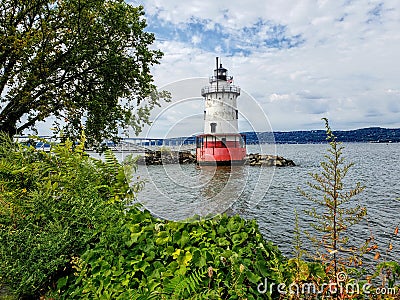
[[123, 143, 400, 262]]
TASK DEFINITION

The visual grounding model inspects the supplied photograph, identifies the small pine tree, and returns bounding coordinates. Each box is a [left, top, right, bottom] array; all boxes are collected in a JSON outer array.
[[299, 118, 367, 298]]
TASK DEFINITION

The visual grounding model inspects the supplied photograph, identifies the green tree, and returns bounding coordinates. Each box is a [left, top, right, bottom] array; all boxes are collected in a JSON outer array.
[[0, 0, 167, 146], [299, 118, 367, 298]]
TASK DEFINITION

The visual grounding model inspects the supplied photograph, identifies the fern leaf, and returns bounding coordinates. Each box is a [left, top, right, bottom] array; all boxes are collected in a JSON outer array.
[[104, 149, 119, 176]]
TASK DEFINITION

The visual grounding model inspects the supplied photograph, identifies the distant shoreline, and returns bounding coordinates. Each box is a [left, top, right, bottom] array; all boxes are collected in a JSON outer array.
[[243, 127, 400, 144]]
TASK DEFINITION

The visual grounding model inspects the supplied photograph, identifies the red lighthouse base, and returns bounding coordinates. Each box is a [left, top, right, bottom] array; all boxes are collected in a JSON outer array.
[[196, 134, 246, 166]]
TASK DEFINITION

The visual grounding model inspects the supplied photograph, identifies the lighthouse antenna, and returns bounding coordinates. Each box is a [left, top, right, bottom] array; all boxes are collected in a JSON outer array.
[[216, 57, 219, 94]]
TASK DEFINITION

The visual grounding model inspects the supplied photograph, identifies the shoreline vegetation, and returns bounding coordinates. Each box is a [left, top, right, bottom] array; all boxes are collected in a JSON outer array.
[[1, 121, 399, 299]]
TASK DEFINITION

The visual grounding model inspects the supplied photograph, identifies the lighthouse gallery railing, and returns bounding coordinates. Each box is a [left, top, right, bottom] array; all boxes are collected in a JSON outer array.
[[201, 85, 240, 97]]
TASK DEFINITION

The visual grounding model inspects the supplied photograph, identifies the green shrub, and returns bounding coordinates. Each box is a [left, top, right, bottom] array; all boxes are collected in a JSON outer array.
[[0, 134, 138, 297], [53, 210, 292, 299]]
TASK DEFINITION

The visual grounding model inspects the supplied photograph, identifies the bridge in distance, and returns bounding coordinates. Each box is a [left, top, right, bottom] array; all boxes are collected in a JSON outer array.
[[14, 136, 197, 152]]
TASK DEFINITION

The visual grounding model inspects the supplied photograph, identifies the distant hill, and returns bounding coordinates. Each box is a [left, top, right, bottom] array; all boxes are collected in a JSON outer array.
[[243, 127, 400, 144]]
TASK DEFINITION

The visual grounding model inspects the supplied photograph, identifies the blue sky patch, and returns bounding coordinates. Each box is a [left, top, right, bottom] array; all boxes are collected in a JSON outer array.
[[146, 14, 304, 55], [367, 2, 384, 23]]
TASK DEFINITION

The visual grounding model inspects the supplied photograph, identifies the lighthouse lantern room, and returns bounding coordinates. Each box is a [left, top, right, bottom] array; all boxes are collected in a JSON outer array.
[[196, 58, 246, 165]]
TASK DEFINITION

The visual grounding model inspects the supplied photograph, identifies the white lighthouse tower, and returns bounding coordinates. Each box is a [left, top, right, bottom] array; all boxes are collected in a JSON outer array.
[[196, 58, 246, 165]]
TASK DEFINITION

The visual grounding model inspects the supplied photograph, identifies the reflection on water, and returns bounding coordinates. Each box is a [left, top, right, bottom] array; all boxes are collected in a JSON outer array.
[[198, 166, 239, 198], [136, 164, 275, 221]]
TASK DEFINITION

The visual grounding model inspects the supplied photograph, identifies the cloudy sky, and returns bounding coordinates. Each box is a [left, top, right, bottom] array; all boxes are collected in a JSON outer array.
[[128, 0, 400, 137]]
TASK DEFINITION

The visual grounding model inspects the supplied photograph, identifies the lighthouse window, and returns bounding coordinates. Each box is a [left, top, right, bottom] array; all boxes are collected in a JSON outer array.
[[210, 123, 217, 133], [235, 109, 238, 119], [204, 110, 206, 120]]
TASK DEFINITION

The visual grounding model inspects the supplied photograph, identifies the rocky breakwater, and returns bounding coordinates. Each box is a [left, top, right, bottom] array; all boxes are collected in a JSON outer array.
[[137, 150, 197, 165], [245, 153, 296, 167], [137, 150, 295, 167]]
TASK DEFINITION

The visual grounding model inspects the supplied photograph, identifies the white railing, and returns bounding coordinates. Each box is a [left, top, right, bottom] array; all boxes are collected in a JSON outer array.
[[201, 85, 240, 97]]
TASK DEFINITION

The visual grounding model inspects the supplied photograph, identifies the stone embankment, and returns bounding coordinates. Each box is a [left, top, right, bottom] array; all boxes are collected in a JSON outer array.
[[138, 150, 295, 167], [137, 150, 196, 165], [245, 153, 296, 167]]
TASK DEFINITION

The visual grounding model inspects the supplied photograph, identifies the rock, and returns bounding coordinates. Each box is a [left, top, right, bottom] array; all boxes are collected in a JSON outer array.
[[136, 150, 196, 165], [245, 153, 295, 167], [261, 159, 274, 167]]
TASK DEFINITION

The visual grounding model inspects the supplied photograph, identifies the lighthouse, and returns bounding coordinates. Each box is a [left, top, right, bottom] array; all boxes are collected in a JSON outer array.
[[196, 58, 246, 165]]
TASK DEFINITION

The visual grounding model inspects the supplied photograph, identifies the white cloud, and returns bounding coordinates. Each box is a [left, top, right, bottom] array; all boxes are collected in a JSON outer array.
[[386, 89, 400, 95], [128, 0, 400, 134], [269, 93, 291, 102], [191, 35, 202, 44]]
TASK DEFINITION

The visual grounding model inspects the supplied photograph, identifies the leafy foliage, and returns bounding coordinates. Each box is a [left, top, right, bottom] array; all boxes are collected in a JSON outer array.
[[0, 0, 169, 146], [53, 212, 292, 299], [0, 133, 139, 297]]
